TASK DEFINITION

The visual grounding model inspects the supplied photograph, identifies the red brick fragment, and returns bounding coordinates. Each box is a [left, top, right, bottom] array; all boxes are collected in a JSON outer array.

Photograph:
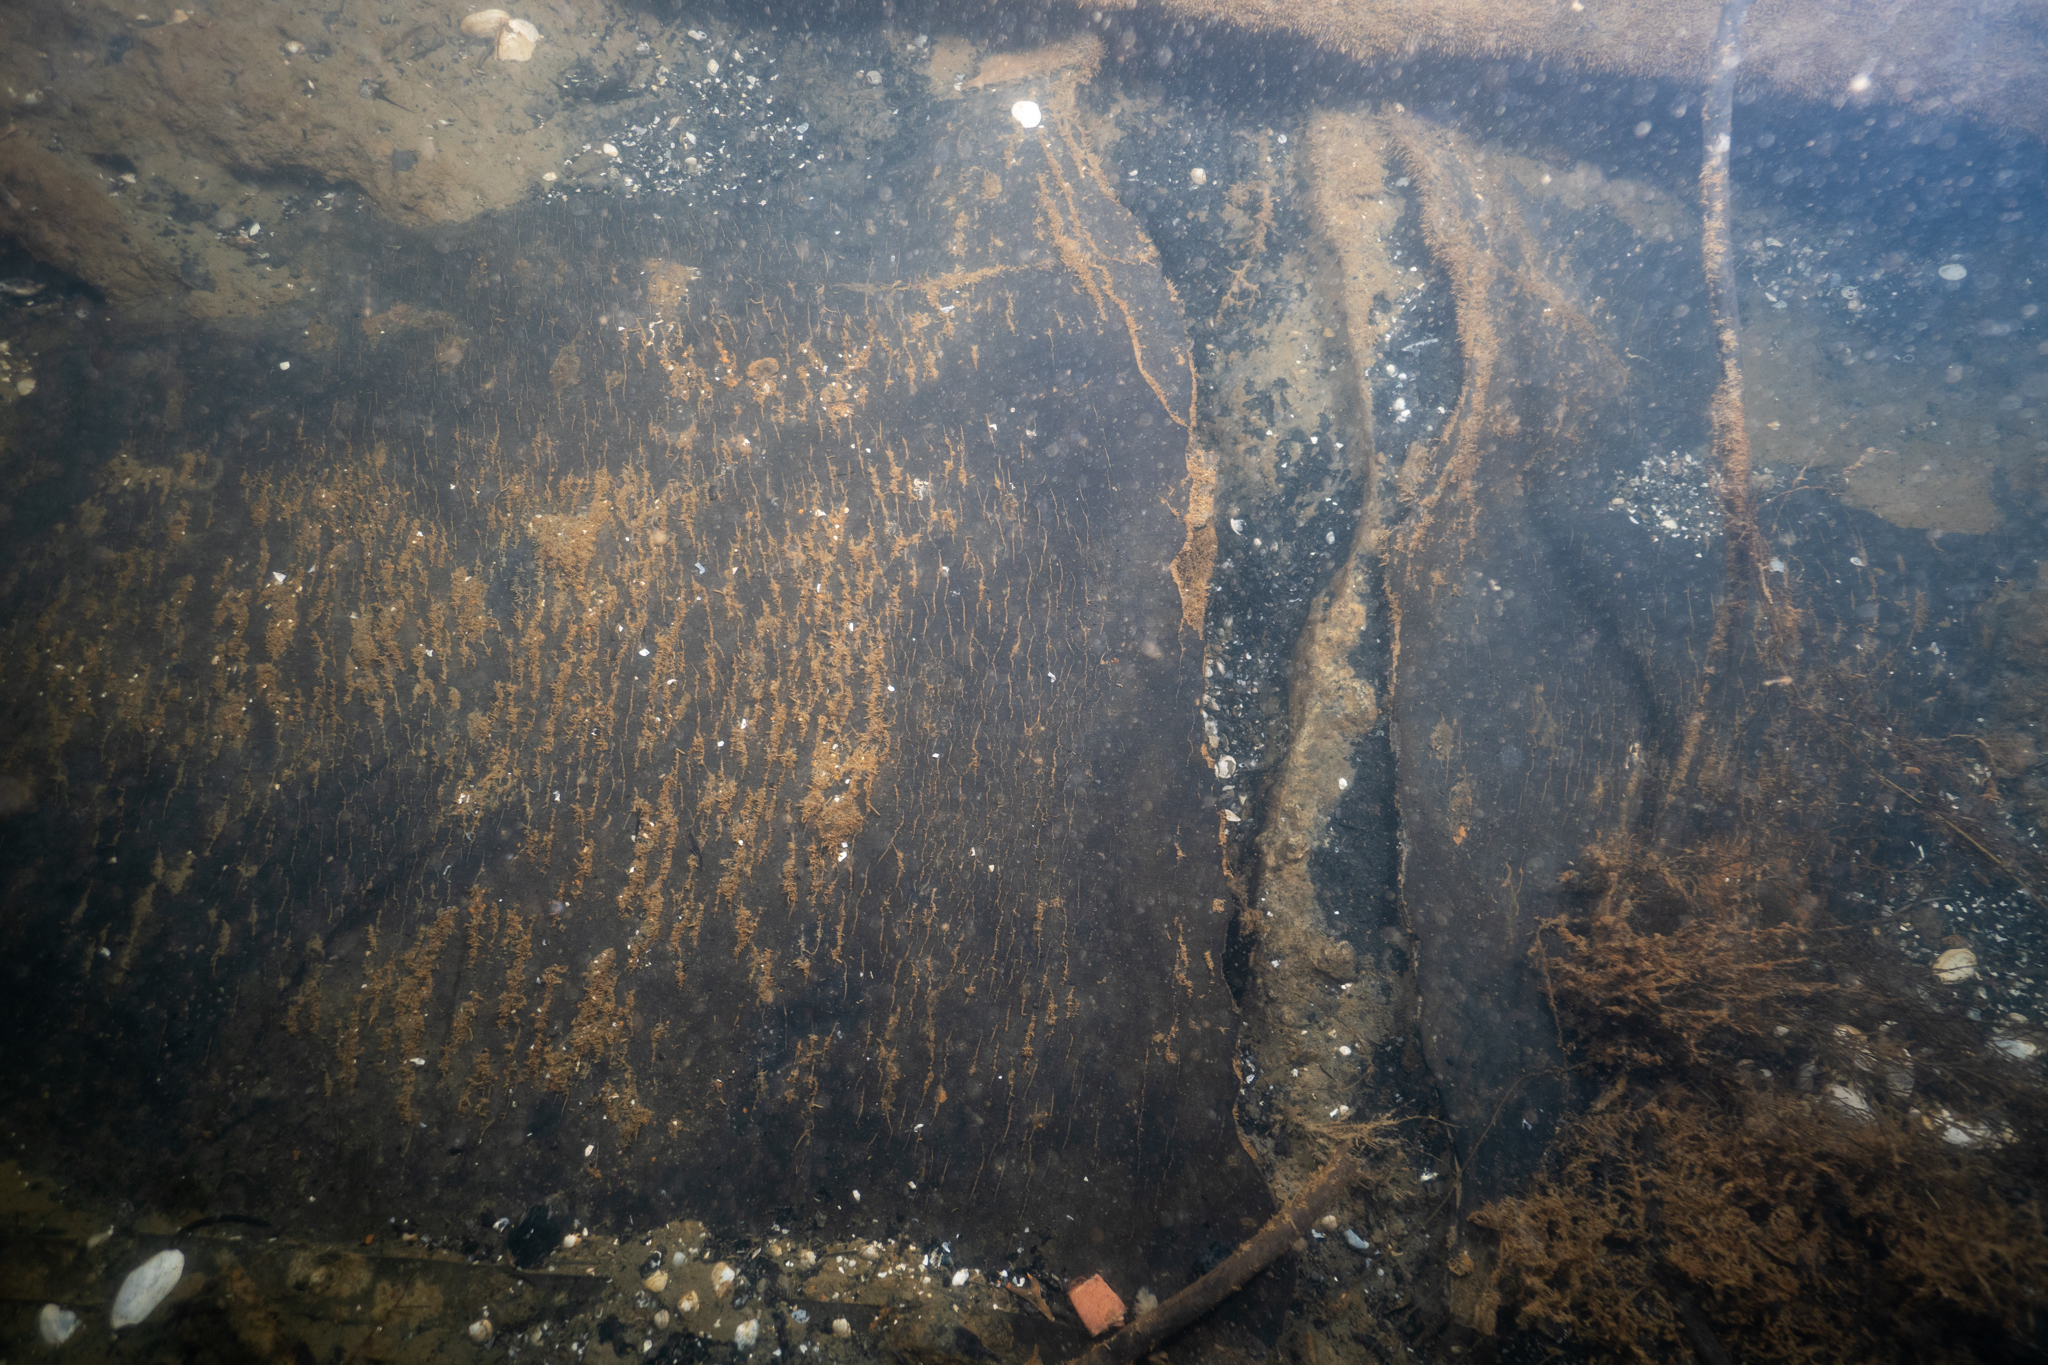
[[1068, 1274, 1126, 1336]]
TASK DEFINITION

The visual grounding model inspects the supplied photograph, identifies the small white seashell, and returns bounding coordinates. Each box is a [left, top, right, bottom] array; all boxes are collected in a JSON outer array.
[[468, 1318, 494, 1344], [39, 1303, 79, 1345], [602, 143, 620, 159], [1993, 1035, 2040, 1062], [1934, 948, 1977, 984], [679, 1290, 701, 1313], [1937, 262, 1967, 282], [1011, 100, 1041, 129], [642, 1269, 669, 1293], [734, 1319, 760, 1350], [712, 1262, 737, 1297], [1343, 1229, 1370, 1251], [283, 41, 305, 54], [17, 377, 37, 396], [460, 9, 511, 38], [706, 59, 720, 76], [798, 1248, 818, 1268], [1189, 167, 1207, 186], [496, 18, 539, 62], [950, 1268, 969, 1287], [111, 1249, 185, 1330], [1824, 1082, 1873, 1122], [832, 1318, 853, 1338], [1214, 755, 1236, 779], [561, 1232, 579, 1249], [653, 1309, 671, 1328]]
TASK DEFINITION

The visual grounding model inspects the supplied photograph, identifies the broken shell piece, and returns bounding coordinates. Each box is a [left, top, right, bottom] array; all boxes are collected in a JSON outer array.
[[460, 10, 541, 62], [711, 1262, 737, 1299], [467, 1319, 494, 1344], [733, 1319, 760, 1350], [39, 1304, 79, 1346], [1993, 1035, 2041, 1062], [1824, 1082, 1873, 1123], [1933, 947, 1978, 984], [497, 18, 540, 62], [642, 1269, 668, 1293], [678, 1290, 701, 1314], [831, 1318, 853, 1338]]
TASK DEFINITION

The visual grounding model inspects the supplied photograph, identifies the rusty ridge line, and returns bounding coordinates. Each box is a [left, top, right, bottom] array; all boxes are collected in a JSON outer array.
[[1043, 117, 1192, 432]]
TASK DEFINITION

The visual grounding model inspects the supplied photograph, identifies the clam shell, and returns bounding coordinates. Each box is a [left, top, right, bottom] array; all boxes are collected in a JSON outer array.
[[111, 1249, 185, 1330], [1933, 947, 1977, 984], [460, 9, 510, 38], [496, 19, 539, 62], [38, 1303, 79, 1345]]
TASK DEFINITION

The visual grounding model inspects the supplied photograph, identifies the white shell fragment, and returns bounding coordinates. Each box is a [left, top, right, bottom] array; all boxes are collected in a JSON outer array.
[[832, 1318, 854, 1338], [1823, 1082, 1873, 1123], [1011, 100, 1042, 130], [734, 1319, 760, 1350], [1189, 167, 1208, 186], [1937, 262, 1968, 282], [459, 9, 510, 37], [1933, 947, 1978, 984], [111, 1249, 185, 1330], [497, 19, 540, 62], [1993, 1035, 2040, 1062], [1214, 755, 1237, 779], [460, 9, 541, 62], [39, 1303, 79, 1345], [467, 1318, 494, 1344]]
